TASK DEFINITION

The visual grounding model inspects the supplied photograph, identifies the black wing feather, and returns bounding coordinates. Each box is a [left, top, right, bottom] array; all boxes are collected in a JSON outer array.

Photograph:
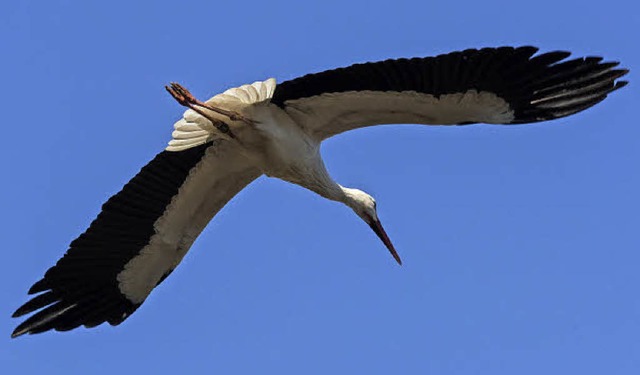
[[12, 143, 211, 338], [271, 46, 628, 124]]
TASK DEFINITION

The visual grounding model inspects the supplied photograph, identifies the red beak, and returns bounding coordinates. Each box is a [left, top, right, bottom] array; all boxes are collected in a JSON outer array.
[[368, 218, 402, 265]]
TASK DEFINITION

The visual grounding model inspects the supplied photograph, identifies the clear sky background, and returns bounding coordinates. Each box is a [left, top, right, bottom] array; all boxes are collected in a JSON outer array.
[[1, 1, 638, 374]]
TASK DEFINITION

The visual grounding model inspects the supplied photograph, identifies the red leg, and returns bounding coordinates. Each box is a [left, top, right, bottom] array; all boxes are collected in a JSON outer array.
[[166, 83, 256, 125]]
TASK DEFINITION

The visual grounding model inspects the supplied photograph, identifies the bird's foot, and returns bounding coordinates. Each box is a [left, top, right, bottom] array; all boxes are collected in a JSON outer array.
[[165, 82, 198, 107], [166, 83, 257, 126]]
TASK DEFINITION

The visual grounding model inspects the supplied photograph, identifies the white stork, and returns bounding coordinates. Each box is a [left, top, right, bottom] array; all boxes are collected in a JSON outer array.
[[12, 46, 628, 338]]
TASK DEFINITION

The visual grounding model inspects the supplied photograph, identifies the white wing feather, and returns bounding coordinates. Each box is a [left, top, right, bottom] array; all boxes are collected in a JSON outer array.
[[166, 79, 277, 151]]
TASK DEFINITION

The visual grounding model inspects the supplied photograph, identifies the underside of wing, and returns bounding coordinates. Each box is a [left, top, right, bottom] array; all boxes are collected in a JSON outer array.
[[12, 142, 261, 337], [271, 46, 628, 139]]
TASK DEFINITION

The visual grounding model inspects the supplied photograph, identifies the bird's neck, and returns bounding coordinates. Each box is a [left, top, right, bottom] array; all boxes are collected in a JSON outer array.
[[286, 164, 354, 207], [270, 146, 355, 208], [302, 179, 357, 210], [297, 175, 348, 203]]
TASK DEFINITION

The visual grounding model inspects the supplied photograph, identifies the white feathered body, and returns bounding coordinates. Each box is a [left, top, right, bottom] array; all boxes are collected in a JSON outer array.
[[170, 78, 343, 200]]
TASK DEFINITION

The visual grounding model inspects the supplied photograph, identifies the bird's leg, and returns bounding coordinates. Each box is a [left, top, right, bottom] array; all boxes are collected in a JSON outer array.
[[165, 83, 256, 126], [165, 84, 236, 139]]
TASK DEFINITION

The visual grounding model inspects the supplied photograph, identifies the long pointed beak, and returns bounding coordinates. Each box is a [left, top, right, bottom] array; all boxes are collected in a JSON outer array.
[[368, 218, 402, 265]]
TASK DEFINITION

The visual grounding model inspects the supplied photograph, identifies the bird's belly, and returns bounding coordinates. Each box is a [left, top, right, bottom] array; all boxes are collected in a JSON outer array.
[[257, 147, 316, 183]]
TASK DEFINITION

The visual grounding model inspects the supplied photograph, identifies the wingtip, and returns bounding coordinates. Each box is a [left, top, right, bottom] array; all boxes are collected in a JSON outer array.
[[28, 279, 49, 295], [616, 79, 629, 87], [11, 332, 22, 339], [393, 253, 403, 266], [11, 326, 28, 339]]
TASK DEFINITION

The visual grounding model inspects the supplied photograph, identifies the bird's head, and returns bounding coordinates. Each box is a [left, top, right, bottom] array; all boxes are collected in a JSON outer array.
[[343, 188, 402, 265]]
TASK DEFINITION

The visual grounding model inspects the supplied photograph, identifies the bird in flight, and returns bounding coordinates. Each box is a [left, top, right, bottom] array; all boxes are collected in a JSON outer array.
[[12, 46, 628, 338]]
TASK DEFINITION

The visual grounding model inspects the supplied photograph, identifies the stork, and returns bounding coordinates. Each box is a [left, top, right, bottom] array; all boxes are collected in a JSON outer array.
[[12, 46, 628, 338]]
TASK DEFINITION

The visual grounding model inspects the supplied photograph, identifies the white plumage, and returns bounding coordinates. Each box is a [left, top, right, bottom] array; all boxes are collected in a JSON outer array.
[[168, 79, 277, 151], [12, 46, 628, 337]]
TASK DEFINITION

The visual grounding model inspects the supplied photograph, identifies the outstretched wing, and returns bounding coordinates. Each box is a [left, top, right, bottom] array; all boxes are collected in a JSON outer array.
[[271, 46, 628, 140], [12, 140, 261, 337]]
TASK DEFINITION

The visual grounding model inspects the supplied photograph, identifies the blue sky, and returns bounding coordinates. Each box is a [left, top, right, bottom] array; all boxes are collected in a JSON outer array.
[[1, 0, 638, 373]]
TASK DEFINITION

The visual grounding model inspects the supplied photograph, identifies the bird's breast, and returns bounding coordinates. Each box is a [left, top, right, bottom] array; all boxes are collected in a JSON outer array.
[[241, 104, 322, 181]]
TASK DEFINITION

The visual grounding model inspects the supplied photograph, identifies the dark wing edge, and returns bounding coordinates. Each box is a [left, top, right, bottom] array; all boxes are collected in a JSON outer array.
[[12, 142, 223, 338], [271, 46, 628, 126]]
